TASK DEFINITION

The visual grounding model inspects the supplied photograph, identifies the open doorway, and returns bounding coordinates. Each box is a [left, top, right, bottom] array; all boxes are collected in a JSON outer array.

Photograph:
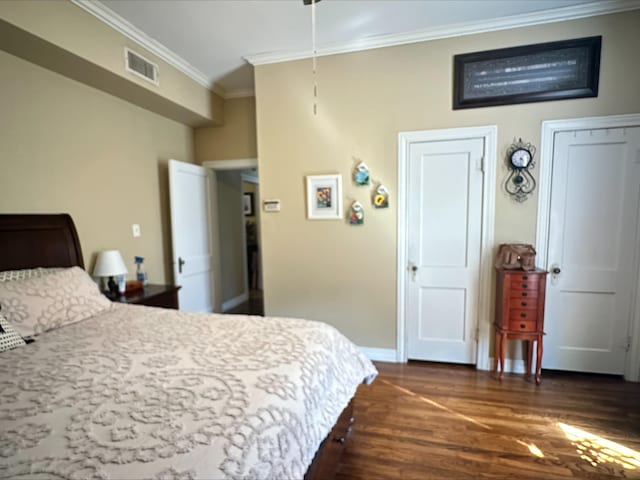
[[233, 169, 264, 315], [204, 159, 264, 316]]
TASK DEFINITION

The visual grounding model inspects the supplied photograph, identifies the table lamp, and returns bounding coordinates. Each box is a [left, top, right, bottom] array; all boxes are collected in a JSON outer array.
[[93, 250, 128, 297]]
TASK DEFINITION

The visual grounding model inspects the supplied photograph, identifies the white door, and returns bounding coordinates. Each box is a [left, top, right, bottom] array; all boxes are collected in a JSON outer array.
[[543, 127, 640, 374], [407, 137, 484, 363], [169, 159, 214, 312]]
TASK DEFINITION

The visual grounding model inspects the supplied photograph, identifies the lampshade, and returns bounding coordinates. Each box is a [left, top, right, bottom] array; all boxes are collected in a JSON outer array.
[[93, 250, 128, 277]]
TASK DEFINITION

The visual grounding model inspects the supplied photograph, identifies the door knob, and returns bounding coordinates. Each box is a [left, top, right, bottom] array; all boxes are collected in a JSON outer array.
[[550, 263, 561, 286], [178, 257, 186, 274], [408, 263, 418, 281]]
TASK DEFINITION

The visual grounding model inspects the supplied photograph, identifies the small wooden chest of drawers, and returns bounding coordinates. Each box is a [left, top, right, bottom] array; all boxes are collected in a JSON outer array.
[[112, 284, 181, 310], [494, 269, 547, 384]]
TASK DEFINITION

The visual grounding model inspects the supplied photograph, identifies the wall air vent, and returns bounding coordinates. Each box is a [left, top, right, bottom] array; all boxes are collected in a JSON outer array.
[[124, 47, 159, 85]]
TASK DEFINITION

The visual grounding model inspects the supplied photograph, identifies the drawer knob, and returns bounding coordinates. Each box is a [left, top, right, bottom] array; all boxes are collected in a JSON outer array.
[[520, 312, 527, 318], [523, 275, 528, 280], [522, 292, 528, 297], [520, 323, 526, 329], [521, 301, 528, 307], [522, 283, 528, 288]]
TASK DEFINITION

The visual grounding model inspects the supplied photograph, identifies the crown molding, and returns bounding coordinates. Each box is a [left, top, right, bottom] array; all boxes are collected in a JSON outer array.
[[210, 83, 227, 99], [71, 0, 211, 88], [245, 0, 640, 65], [210, 84, 254, 99], [223, 89, 255, 99]]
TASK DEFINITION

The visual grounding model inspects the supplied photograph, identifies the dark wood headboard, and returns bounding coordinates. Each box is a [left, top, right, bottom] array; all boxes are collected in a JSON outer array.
[[0, 214, 84, 271]]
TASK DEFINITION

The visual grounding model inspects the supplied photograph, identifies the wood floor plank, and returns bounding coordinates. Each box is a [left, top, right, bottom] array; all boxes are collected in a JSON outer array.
[[336, 362, 640, 479]]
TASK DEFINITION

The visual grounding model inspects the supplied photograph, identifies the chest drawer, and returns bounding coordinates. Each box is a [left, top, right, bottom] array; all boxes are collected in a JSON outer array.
[[509, 288, 539, 299], [495, 269, 547, 332], [509, 309, 538, 323], [508, 320, 538, 332], [513, 279, 539, 291], [506, 272, 540, 283], [509, 298, 537, 309]]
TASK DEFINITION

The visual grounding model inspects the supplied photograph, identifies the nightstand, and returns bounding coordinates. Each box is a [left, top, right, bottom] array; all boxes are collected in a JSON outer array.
[[494, 269, 547, 384], [111, 284, 181, 310]]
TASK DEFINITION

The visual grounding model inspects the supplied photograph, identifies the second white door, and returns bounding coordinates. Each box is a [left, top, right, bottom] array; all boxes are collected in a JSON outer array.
[[543, 127, 640, 374], [407, 137, 484, 364]]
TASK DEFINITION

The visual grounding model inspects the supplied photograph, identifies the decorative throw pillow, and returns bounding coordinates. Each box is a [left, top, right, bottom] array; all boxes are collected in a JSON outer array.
[[0, 311, 26, 352], [0, 267, 63, 282], [0, 267, 112, 338]]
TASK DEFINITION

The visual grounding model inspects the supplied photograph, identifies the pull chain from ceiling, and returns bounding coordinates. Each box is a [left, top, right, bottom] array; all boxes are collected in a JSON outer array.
[[311, 0, 318, 115]]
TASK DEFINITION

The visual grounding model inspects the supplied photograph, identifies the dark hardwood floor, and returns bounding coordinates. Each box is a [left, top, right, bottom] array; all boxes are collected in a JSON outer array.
[[337, 362, 640, 479], [226, 289, 264, 315]]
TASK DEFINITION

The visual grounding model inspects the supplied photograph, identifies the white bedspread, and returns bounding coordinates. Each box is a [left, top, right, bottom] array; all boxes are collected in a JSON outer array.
[[0, 304, 377, 479]]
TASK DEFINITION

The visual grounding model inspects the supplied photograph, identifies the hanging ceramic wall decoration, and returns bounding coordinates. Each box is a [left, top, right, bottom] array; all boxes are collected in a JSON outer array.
[[373, 185, 389, 209], [349, 201, 364, 225], [353, 162, 370, 186]]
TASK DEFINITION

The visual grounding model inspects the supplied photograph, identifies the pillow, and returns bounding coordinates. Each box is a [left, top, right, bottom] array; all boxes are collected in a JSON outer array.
[[0, 267, 112, 337], [0, 311, 26, 352], [0, 267, 63, 282]]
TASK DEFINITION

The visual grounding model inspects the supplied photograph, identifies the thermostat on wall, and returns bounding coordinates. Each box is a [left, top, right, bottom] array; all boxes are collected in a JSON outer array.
[[263, 199, 281, 212]]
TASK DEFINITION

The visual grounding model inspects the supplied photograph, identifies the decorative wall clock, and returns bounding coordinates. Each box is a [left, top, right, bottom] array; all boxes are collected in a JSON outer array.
[[505, 138, 537, 202]]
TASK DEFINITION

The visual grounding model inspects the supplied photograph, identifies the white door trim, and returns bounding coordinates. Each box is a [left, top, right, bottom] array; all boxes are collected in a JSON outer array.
[[536, 113, 640, 381], [203, 158, 259, 312], [397, 126, 497, 368]]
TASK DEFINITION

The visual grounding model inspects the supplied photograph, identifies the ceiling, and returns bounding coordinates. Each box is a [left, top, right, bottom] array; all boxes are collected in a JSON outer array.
[[95, 0, 616, 96]]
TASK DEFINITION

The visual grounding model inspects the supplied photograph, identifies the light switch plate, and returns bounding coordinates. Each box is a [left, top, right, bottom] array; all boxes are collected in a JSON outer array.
[[132, 224, 141, 237], [263, 199, 281, 212]]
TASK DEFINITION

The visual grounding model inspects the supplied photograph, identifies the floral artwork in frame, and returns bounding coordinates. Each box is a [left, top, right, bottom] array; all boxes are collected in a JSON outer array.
[[306, 174, 342, 220]]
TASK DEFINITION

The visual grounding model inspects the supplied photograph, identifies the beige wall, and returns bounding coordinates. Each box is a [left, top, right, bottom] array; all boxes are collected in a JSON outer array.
[[216, 171, 247, 304], [254, 11, 640, 349], [195, 96, 257, 162], [0, 50, 194, 283], [0, 0, 222, 126]]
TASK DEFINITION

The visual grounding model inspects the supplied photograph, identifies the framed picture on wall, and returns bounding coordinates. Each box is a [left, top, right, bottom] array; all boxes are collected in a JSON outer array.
[[306, 174, 342, 220], [453, 36, 602, 109], [243, 192, 254, 216]]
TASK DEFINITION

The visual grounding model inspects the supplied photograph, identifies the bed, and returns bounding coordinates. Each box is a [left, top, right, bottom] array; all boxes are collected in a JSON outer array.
[[0, 214, 377, 479]]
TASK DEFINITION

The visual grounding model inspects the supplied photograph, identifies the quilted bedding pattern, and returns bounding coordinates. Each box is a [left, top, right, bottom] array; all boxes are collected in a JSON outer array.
[[0, 304, 377, 479]]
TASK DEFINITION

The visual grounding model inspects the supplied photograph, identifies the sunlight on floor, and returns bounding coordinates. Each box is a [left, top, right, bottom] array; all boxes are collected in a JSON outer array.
[[379, 378, 640, 473], [516, 440, 545, 458], [382, 379, 549, 461], [381, 379, 492, 430], [558, 422, 640, 470]]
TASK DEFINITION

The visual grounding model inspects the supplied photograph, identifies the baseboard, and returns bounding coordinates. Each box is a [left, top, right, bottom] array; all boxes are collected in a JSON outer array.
[[490, 357, 540, 374], [222, 292, 249, 312], [359, 350, 534, 370], [359, 347, 398, 363]]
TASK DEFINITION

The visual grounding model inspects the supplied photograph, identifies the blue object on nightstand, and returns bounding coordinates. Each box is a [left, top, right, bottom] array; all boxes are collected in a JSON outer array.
[[134, 256, 148, 286]]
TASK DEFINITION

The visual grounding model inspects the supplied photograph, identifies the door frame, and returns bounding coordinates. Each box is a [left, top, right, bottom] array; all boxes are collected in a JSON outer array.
[[397, 126, 497, 368], [202, 158, 259, 312], [535, 113, 640, 381]]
